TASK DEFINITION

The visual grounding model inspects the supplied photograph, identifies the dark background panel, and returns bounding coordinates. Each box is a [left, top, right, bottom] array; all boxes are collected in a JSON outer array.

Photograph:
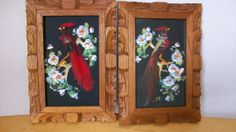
[[135, 18, 186, 108], [44, 16, 99, 106]]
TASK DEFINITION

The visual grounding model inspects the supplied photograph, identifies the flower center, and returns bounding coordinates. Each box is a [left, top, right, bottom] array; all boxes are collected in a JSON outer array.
[[175, 53, 181, 59], [80, 29, 85, 34], [85, 43, 91, 47], [51, 71, 56, 75], [56, 75, 62, 80], [51, 56, 56, 62]]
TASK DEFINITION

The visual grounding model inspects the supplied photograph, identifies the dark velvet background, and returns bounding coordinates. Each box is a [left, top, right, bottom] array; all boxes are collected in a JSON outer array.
[[135, 18, 186, 108], [44, 16, 99, 106]]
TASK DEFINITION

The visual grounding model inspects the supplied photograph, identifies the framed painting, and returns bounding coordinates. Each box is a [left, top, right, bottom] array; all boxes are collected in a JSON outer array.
[[118, 2, 202, 125], [26, 0, 117, 123]]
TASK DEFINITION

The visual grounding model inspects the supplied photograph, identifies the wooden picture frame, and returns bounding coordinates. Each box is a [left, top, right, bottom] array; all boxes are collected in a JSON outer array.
[[26, 0, 117, 123], [118, 2, 202, 125]]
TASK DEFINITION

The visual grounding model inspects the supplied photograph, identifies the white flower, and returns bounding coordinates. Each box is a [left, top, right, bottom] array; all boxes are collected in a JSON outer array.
[[145, 31, 153, 41], [47, 69, 64, 83], [136, 35, 147, 46], [46, 77, 52, 83], [163, 76, 175, 87], [75, 25, 89, 38], [165, 95, 171, 102], [82, 39, 94, 49], [172, 68, 184, 79], [135, 56, 142, 63], [171, 49, 183, 62], [48, 55, 59, 66], [172, 85, 179, 92], [58, 89, 66, 96], [48, 69, 59, 79], [146, 27, 151, 32], [91, 55, 97, 61], [55, 72, 64, 83], [47, 44, 53, 50], [47, 74, 59, 84], [168, 64, 184, 79], [175, 42, 180, 47], [89, 27, 94, 33], [168, 64, 179, 74]]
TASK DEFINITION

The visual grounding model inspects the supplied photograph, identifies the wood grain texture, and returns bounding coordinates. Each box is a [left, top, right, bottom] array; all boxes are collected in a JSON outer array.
[[104, 2, 118, 118], [2, 116, 236, 132], [118, 2, 202, 125], [27, 55, 38, 70], [26, 0, 116, 123], [61, 0, 78, 9]]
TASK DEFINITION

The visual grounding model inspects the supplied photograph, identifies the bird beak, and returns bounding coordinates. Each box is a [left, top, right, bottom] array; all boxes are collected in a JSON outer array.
[[58, 27, 62, 31]]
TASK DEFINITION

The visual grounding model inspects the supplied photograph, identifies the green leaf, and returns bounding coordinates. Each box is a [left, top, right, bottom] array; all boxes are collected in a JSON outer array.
[[49, 51, 55, 57], [176, 77, 182, 82], [57, 51, 62, 56], [45, 66, 53, 73], [138, 52, 144, 57], [137, 47, 142, 53], [137, 47, 145, 57], [74, 87, 79, 92], [141, 28, 146, 34], [176, 61, 183, 66], [89, 60, 95, 67], [68, 90, 76, 98], [83, 49, 90, 57], [88, 54, 93, 58], [170, 92, 175, 101], [155, 96, 161, 101], [92, 37, 98, 43], [87, 49, 92, 54], [85, 34, 92, 40], [91, 47, 97, 53], [84, 22, 89, 29], [51, 79, 58, 86], [68, 85, 73, 91], [59, 82, 67, 89]]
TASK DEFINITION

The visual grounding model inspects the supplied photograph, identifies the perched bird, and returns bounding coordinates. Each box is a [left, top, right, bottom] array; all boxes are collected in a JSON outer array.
[[142, 26, 170, 107], [58, 22, 94, 91]]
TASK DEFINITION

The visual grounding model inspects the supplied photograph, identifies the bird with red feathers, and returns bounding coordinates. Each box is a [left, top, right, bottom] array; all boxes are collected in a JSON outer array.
[[58, 22, 94, 91], [142, 26, 170, 107]]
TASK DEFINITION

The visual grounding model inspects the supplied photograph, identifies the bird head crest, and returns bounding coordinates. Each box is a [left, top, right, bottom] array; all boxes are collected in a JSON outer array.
[[155, 26, 170, 32], [58, 22, 75, 31]]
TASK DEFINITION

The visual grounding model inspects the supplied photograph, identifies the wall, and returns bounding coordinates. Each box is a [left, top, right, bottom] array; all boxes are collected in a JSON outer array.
[[0, 0, 28, 116], [0, 0, 236, 119]]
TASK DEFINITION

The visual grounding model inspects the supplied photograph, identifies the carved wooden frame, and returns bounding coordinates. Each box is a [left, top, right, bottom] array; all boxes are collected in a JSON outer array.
[[118, 2, 202, 125], [26, 0, 116, 123]]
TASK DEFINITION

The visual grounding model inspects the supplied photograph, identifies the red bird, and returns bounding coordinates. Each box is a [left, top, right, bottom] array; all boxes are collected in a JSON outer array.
[[58, 22, 94, 91], [142, 26, 170, 107]]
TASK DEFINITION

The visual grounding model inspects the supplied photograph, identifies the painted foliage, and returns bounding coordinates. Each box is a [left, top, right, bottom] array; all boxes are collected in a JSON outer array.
[[44, 16, 99, 106], [135, 19, 186, 108]]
